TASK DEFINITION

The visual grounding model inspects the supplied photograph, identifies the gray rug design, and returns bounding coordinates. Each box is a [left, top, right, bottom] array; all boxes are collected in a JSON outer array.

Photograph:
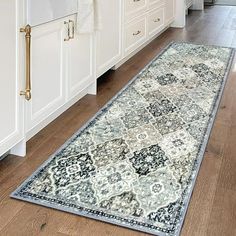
[[11, 42, 234, 236]]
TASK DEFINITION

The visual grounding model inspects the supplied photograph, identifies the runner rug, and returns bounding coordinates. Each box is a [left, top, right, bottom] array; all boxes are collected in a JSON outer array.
[[11, 42, 234, 236]]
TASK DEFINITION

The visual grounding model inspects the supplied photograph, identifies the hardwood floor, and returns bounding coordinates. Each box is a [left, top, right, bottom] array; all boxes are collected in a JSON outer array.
[[1, 5, 236, 236]]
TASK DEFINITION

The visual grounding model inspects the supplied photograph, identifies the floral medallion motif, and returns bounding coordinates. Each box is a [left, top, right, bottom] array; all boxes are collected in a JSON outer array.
[[168, 152, 196, 185], [100, 191, 144, 217], [132, 168, 181, 215], [159, 129, 197, 158], [155, 73, 179, 86], [160, 83, 187, 98], [90, 138, 130, 168], [133, 76, 161, 94], [12, 43, 234, 236], [114, 87, 148, 112], [89, 115, 126, 144], [72, 129, 95, 153], [148, 202, 181, 230], [187, 86, 215, 111], [172, 67, 196, 82], [56, 180, 97, 205], [179, 102, 207, 123], [50, 148, 95, 187], [91, 161, 137, 202], [171, 94, 193, 108], [124, 124, 162, 151], [147, 99, 177, 118], [120, 107, 154, 129], [129, 144, 168, 176], [152, 112, 186, 135], [185, 119, 208, 141], [143, 89, 167, 103]]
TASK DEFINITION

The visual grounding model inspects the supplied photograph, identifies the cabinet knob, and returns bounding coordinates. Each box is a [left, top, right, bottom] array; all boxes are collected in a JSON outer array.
[[133, 30, 141, 36]]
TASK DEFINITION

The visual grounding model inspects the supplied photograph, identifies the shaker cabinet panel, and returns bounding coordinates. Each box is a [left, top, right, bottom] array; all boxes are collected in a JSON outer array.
[[147, 7, 165, 36], [67, 17, 94, 99], [124, 16, 147, 55], [148, 0, 165, 9], [96, 0, 122, 77], [26, 19, 66, 132], [125, 0, 147, 20], [165, 0, 175, 24]]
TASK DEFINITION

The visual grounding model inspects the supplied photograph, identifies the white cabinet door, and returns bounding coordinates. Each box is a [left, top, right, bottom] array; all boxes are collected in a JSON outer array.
[[26, 19, 66, 134], [67, 16, 94, 100], [96, 0, 123, 78], [0, 0, 24, 156], [165, 0, 175, 25]]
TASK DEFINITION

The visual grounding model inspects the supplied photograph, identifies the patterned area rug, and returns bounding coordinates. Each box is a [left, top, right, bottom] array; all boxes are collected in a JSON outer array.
[[11, 42, 234, 236]]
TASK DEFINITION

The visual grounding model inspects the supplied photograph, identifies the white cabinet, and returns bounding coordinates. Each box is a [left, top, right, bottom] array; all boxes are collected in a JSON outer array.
[[124, 16, 147, 56], [149, 0, 165, 9], [26, 15, 96, 138], [147, 7, 165, 37], [26, 18, 66, 133], [125, 0, 147, 21], [165, 0, 175, 24], [1, 0, 178, 157], [96, 0, 123, 77], [67, 16, 94, 99], [122, 0, 175, 60], [0, 0, 24, 157]]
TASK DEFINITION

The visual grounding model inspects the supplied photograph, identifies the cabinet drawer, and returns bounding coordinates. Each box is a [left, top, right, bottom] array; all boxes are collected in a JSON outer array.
[[125, 16, 146, 55], [148, 0, 164, 9], [147, 8, 164, 36], [125, 0, 147, 20]]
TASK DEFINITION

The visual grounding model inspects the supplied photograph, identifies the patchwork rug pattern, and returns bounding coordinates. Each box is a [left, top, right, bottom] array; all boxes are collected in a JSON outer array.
[[11, 43, 234, 235]]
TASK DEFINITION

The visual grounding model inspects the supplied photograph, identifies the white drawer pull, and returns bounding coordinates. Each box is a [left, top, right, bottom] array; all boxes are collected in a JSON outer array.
[[133, 30, 141, 36], [154, 18, 161, 22]]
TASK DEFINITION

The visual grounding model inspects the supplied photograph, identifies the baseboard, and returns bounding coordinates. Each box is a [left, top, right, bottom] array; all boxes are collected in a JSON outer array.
[[0, 151, 10, 161]]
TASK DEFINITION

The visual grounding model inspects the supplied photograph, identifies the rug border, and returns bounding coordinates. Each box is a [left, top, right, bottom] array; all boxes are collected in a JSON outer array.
[[10, 42, 235, 236]]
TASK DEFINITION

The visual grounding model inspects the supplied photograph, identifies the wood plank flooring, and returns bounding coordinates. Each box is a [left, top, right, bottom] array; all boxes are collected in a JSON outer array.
[[1, 5, 236, 236]]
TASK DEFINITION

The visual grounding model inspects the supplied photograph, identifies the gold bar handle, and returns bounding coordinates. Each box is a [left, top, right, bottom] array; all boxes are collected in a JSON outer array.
[[154, 18, 161, 22], [69, 20, 75, 40], [133, 30, 141, 36], [20, 25, 31, 101], [64, 21, 70, 41]]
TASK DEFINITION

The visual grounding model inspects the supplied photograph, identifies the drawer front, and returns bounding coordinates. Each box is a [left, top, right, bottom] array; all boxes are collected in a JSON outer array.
[[148, 0, 164, 9], [125, 0, 147, 20], [125, 17, 146, 54], [148, 8, 164, 36]]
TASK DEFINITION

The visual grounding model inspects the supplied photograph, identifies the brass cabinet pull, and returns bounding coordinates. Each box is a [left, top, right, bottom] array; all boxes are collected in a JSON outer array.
[[154, 18, 161, 22], [20, 25, 32, 101], [69, 20, 75, 40], [64, 21, 70, 41], [133, 30, 141, 36]]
